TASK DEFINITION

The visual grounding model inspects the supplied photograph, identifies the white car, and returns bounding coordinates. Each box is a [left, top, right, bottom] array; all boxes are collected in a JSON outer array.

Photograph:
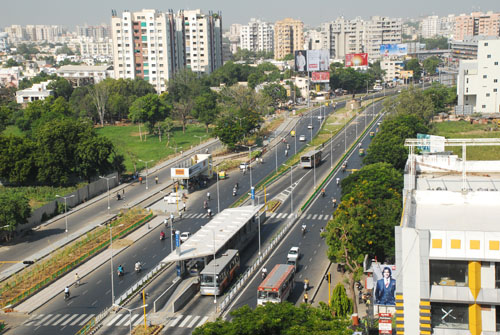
[[287, 246, 300, 260], [307, 124, 313, 129], [299, 135, 306, 142], [180, 232, 191, 243], [317, 115, 323, 120], [240, 162, 249, 171]]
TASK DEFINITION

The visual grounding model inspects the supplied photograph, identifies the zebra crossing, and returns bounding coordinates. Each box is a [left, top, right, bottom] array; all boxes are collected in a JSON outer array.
[[22, 313, 210, 329], [269, 212, 333, 221]]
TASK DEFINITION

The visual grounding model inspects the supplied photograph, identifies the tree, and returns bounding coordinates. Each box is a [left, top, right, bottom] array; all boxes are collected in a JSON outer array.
[[423, 83, 457, 113], [76, 135, 114, 183], [193, 302, 353, 335], [0, 193, 31, 241], [421, 36, 449, 50], [262, 83, 288, 109], [282, 53, 294, 61], [422, 56, 440, 75], [0, 135, 38, 185], [331, 283, 353, 318], [3, 58, 21, 68], [89, 80, 110, 127], [128, 93, 169, 134], [341, 162, 403, 198], [47, 78, 74, 100], [192, 91, 219, 133], [404, 58, 422, 81], [384, 85, 435, 123], [155, 117, 174, 144], [213, 115, 245, 150], [0, 106, 12, 132]]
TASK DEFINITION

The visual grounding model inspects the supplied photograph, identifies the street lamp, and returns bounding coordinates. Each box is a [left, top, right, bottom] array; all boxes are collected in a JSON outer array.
[[100, 175, 116, 215], [56, 194, 75, 237], [216, 165, 220, 214], [283, 163, 294, 216], [306, 144, 317, 189], [242, 144, 257, 194], [113, 304, 147, 335], [138, 159, 153, 190], [109, 223, 123, 306]]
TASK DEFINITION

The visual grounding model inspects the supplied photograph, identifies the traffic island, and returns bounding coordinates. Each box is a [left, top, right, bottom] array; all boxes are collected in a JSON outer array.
[[132, 324, 163, 335]]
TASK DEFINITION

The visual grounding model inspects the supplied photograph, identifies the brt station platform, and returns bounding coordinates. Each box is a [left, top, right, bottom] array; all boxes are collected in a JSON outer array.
[[160, 204, 265, 278], [170, 153, 213, 194]]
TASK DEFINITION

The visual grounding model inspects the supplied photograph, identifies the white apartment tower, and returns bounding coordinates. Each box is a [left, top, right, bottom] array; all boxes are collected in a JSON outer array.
[[420, 16, 440, 38], [365, 16, 402, 61], [180, 9, 223, 74], [240, 18, 274, 53], [111, 9, 185, 92]]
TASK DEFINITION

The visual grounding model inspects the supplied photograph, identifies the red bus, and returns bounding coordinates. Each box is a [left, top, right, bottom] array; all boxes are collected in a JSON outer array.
[[257, 264, 295, 305]]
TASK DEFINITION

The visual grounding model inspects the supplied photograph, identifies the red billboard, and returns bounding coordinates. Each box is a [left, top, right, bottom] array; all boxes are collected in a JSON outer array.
[[311, 71, 330, 83], [345, 53, 368, 67]]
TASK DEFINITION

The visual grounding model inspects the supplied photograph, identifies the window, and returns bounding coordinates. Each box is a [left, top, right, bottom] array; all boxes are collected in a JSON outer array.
[[494, 89, 498, 92], [483, 75, 487, 78], [116, 23, 121, 26], [487, 93, 490, 97], [494, 79, 498, 83], [429, 260, 468, 286], [484, 42, 489, 46], [431, 303, 468, 330], [466, 78, 469, 83], [482, 105, 486, 108], [487, 54, 491, 58]]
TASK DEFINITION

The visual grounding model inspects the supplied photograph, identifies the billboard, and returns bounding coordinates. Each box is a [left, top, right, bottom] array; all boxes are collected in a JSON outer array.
[[417, 134, 445, 153], [295, 50, 307, 72], [380, 43, 408, 57], [307, 50, 329, 72], [345, 53, 368, 67], [311, 71, 330, 83], [373, 264, 397, 306]]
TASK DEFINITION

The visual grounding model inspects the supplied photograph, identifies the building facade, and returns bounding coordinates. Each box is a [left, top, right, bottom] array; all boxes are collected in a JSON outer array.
[[274, 18, 304, 60], [456, 38, 500, 115], [79, 37, 113, 58], [454, 12, 500, 41], [397, 145, 500, 335], [56, 65, 114, 87], [420, 16, 440, 38], [240, 18, 274, 53], [16, 80, 54, 104]]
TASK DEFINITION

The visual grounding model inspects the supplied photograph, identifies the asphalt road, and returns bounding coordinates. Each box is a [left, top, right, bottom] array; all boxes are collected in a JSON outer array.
[[11, 103, 334, 335]]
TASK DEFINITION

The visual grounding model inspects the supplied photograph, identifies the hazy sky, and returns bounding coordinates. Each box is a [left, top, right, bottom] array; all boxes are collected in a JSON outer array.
[[2, 0, 500, 28]]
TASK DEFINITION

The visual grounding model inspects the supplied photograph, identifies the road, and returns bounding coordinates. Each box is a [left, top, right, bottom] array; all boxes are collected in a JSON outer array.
[[10, 102, 337, 335]]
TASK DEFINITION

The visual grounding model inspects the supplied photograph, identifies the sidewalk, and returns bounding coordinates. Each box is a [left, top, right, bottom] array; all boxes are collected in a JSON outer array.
[[0, 138, 219, 282]]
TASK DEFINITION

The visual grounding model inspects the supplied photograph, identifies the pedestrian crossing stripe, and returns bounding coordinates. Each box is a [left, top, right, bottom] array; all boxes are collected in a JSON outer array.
[[23, 314, 96, 327], [167, 315, 209, 328]]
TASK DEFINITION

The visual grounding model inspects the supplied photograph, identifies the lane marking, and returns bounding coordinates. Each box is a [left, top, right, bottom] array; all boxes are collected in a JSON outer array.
[[187, 315, 200, 328], [44, 314, 61, 326], [196, 316, 209, 328], [169, 315, 183, 327], [107, 314, 123, 326], [179, 315, 192, 327], [61, 314, 79, 326], [24, 314, 43, 326], [52, 314, 70, 326], [82, 289, 88, 295], [115, 314, 130, 326], [34, 314, 52, 326], [79, 314, 95, 326], [70, 314, 88, 326]]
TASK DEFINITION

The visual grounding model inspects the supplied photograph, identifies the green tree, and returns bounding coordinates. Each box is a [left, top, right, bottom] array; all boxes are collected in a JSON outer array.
[[3, 58, 21, 68], [128, 93, 169, 134], [385, 85, 435, 123], [192, 91, 219, 133], [0, 134, 38, 185], [0, 193, 31, 241], [89, 80, 111, 127], [76, 135, 114, 182], [155, 117, 174, 144], [47, 78, 74, 100], [213, 115, 245, 150], [262, 83, 288, 109], [0, 106, 12, 132], [423, 83, 457, 113], [331, 283, 353, 318], [282, 53, 294, 61], [341, 162, 403, 198], [404, 58, 422, 80], [422, 56, 440, 75], [421, 36, 449, 50]]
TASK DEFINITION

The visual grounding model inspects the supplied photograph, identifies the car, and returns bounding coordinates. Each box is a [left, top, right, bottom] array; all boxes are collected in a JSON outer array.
[[180, 232, 191, 243], [239, 162, 249, 171], [287, 258, 298, 270], [307, 124, 313, 129], [317, 115, 323, 120], [299, 135, 306, 141], [287, 246, 300, 260]]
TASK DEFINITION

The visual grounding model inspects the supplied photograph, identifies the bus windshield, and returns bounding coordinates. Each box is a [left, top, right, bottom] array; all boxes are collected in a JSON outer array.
[[301, 157, 311, 162], [258, 291, 278, 300], [201, 274, 214, 284]]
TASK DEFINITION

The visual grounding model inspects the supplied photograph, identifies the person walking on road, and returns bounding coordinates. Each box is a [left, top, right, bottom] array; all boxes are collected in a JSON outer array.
[[182, 202, 186, 212], [74, 273, 80, 287], [139, 176, 143, 184], [303, 292, 309, 304], [155, 176, 159, 184], [170, 213, 175, 223]]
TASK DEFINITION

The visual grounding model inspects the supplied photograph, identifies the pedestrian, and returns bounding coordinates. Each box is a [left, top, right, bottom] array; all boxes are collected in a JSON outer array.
[[139, 176, 143, 184], [155, 176, 159, 184], [304, 293, 309, 304], [122, 188, 125, 195], [183, 202, 186, 212], [170, 213, 174, 223], [178, 211, 182, 220]]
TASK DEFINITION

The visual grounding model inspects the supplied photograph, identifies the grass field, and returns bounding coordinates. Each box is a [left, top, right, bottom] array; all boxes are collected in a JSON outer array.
[[0, 185, 84, 210], [96, 124, 212, 173], [430, 120, 500, 160]]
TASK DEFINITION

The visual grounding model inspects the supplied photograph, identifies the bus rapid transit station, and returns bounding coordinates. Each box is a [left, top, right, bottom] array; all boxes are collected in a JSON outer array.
[[170, 153, 213, 192], [257, 264, 295, 305], [161, 204, 265, 294]]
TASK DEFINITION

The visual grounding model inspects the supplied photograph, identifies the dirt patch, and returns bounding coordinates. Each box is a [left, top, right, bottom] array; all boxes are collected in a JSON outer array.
[[111, 239, 134, 249]]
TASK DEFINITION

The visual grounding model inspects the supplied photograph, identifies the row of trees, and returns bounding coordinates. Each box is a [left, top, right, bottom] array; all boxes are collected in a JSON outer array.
[[329, 61, 385, 93], [324, 84, 456, 313]]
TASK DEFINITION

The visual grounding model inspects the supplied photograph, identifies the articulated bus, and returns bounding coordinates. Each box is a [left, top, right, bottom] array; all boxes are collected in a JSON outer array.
[[200, 250, 240, 296], [257, 264, 295, 305], [300, 150, 322, 168]]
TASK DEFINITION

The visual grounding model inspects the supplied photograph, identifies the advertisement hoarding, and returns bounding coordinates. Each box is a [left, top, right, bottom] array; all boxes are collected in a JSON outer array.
[[417, 133, 445, 153], [373, 264, 397, 306], [345, 53, 368, 67], [311, 71, 330, 83], [295, 50, 307, 72], [380, 43, 408, 57], [378, 313, 392, 334], [307, 50, 329, 72]]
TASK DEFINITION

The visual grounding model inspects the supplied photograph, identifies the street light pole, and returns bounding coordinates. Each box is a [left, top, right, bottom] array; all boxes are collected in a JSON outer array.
[[284, 164, 294, 215], [100, 175, 116, 215], [216, 165, 220, 214], [113, 304, 147, 335], [242, 144, 256, 192], [138, 159, 153, 190], [56, 194, 75, 238]]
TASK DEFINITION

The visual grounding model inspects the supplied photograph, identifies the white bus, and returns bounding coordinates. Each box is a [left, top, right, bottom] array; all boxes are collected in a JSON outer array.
[[257, 264, 295, 305], [200, 250, 240, 296], [300, 150, 322, 168]]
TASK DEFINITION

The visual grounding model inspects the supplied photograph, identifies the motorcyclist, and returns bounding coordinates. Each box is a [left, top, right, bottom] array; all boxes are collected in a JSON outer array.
[[261, 267, 268, 279], [204, 200, 208, 209], [135, 261, 142, 272], [207, 208, 212, 218], [285, 149, 288, 156], [321, 188, 326, 197], [332, 198, 337, 208], [304, 278, 309, 290], [118, 265, 124, 276], [235, 183, 239, 190], [160, 231, 166, 240], [336, 177, 340, 185], [301, 224, 306, 234], [233, 187, 237, 196], [64, 286, 70, 299], [207, 192, 211, 201]]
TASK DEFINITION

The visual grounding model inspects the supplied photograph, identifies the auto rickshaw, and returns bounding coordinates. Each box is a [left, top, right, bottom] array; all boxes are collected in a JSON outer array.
[[359, 148, 365, 156], [218, 170, 227, 180], [369, 131, 375, 138], [291, 130, 295, 137]]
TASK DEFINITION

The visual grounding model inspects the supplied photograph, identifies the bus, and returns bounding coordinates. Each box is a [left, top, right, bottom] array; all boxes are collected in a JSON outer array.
[[200, 250, 240, 296], [257, 264, 295, 305], [300, 150, 322, 168]]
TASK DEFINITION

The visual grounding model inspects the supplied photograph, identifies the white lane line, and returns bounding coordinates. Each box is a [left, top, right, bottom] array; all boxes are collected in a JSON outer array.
[[79, 314, 95, 326], [70, 314, 87, 326], [187, 316, 200, 328], [122, 314, 139, 326], [196, 316, 209, 328], [82, 289, 88, 295], [107, 314, 123, 326], [115, 314, 129, 326], [23, 314, 39, 326], [287, 213, 294, 219], [306, 214, 312, 219], [52, 314, 70, 326], [61, 314, 78, 326], [318, 214, 324, 220], [133, 316, 144, 326], [44, 314, 61, 326], [179, 315, 192, 327], [270, 212, 276, 218], [92, 300, 98, 305], [276, 213, 284, 219], [312, 214, 318, 220], [168, 315, 183, 327], [96, 280, 102, 285], [67, 301, 73, 306], [34, 314, 52, 326]]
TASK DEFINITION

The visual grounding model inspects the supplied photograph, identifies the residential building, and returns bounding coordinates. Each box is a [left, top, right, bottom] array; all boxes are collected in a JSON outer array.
[[421, 15, 440, 38], [0, 32, 8, 53], [0, 66, 21, 87], [380, 59, 404, 84], [274, 18, 304, 60], [180, 9, 223, 74], [365, 16, 402, 61], [76, 24, 111, 39], [451, 36, 483, 61], [56, 65, 114, 87], [4, 25, 26, 42], [454, 12, 500, 41], [111, 9, 185, 92], [79, 37, 113, 58], [305, 29, 329, 50], [16, 80, 53, 104], [225, 23, 241, 54], [396, 141, 500, 335], [240, 18, 274, 53], [456, 38, 500, 115]]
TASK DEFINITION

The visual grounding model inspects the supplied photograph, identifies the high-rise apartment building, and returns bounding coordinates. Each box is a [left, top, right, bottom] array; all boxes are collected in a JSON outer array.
[[240, 18, 274, 53], [4, 25, 26, 42], [111, 9, 185, 92], [76, 24, 111, 39], [454, 12, 500, 41], [420, 16, 440, 38], [180, 9, 223, 74], [274, 18, 304, 60], [79, 37, 113, 58], [365, 16, 402, 60]]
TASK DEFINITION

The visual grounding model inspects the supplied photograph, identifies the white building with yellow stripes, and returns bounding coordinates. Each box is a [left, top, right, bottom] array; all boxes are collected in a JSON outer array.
[[396, 139, 500, 335]]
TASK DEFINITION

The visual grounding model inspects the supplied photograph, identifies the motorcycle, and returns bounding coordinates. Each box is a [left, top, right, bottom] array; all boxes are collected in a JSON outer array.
[[117, 268, 124, 277], [203, 201, 208, 209], [64, 291, 70, 300], [301, 225, 306, 235], [233, 188, 237, 196], [160, 233, 165, 241], [135, 263, 142, 273]]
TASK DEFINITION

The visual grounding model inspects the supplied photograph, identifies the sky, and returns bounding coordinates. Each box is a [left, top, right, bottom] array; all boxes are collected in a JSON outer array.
[[2, 0, 500, 28]]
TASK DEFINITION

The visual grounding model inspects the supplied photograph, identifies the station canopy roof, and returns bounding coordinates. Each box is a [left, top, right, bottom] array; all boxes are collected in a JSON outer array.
[[161, 204, 264, 263]]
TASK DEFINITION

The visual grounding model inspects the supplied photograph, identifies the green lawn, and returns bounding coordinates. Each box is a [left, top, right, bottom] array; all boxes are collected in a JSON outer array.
[[0, 184, 84, 210], [96, 124, 212, 173], [431, 120, 500, 160]]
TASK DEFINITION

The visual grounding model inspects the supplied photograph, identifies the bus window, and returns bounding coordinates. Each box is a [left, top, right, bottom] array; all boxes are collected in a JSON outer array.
[[258, 291, 267, 299], [201, 274, 214, 285]]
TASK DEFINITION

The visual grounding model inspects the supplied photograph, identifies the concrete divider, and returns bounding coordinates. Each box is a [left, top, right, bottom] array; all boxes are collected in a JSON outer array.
[[153, 277, 182, 313], [171, 277, 200, 313]]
